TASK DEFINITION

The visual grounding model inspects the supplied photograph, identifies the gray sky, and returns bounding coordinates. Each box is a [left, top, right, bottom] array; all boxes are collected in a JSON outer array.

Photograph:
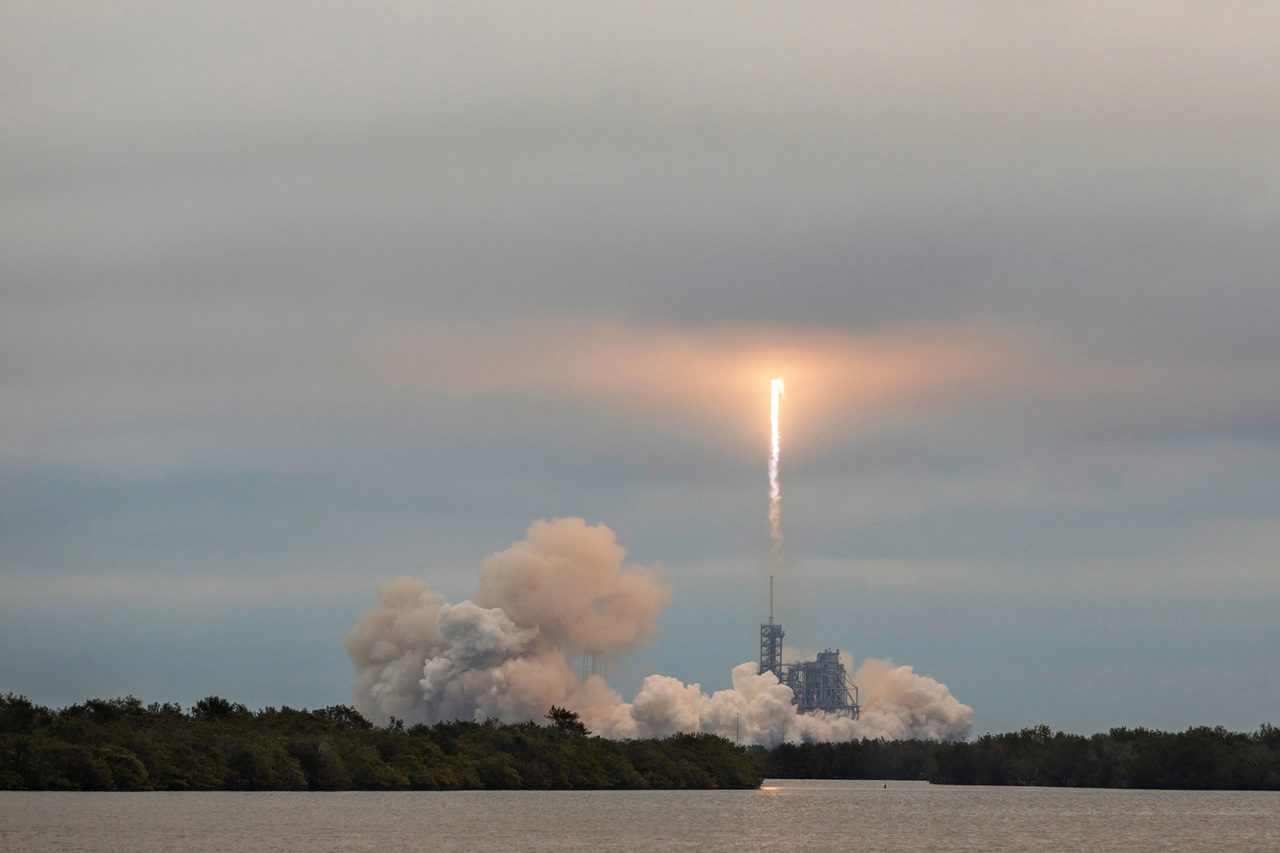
[[3, 1, 1279, 734]]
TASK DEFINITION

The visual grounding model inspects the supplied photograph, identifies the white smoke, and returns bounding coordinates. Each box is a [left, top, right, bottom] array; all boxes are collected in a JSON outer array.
[[347, 518, 972, 744], [588, 662, 971, 745]]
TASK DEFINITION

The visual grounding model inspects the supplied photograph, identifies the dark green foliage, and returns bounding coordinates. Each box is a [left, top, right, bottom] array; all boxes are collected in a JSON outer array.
[[755, 724, 1280, 790], [0, 694, 760, 791], [3, 692, 1273, 791], [545, 705, 590, 737], [311, 705, 374, 730]]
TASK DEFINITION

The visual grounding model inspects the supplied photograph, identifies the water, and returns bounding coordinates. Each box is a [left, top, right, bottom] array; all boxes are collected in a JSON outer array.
[[3, 780, 1278, 852]]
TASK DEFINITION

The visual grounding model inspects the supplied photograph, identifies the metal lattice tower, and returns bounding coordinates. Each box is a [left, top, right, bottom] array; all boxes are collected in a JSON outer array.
[[757, 577, 860, 718], [782, 650, 860, 717], [759, 576, 784, 678]]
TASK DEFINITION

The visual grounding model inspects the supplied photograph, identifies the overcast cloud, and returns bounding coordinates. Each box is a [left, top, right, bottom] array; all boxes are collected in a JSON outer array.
[[2, 1, 1278, 734]]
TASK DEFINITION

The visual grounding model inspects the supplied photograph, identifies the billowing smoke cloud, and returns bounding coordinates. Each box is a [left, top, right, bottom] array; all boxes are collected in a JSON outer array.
[[348, 518, 972, 743], [346, 518, 668, 726]]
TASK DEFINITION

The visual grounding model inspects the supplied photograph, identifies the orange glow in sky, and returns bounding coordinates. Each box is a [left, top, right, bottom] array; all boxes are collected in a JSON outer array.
[[374, 317, 1020, 451]]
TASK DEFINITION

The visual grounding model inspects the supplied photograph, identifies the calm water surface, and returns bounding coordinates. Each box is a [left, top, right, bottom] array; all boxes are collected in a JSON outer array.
[[3, 780, 1278, 852]]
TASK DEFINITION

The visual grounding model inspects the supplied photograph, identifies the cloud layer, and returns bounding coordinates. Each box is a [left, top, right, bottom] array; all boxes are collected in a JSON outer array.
[[3, 2, 1278, 734]]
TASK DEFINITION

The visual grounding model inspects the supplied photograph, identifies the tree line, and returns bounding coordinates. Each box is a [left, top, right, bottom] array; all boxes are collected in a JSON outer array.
[[0, 694, 760, 791], [756, 723, 1280, 789], [5, 694, 1275, 791]]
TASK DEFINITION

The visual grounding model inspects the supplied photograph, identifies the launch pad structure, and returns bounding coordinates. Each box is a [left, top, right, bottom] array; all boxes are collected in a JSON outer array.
[[759, 577, 860, 718]]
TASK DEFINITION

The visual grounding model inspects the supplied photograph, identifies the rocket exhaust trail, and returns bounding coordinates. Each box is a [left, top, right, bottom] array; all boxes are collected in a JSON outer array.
[[769, 378, 785, 559]]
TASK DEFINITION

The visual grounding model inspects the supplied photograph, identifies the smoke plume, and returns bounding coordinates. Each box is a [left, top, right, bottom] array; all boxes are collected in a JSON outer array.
[[347, 518, 972, 744]]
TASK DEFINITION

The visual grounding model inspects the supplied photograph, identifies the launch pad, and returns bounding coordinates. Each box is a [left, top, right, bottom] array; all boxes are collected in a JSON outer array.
[[758, 578, 860, 718]]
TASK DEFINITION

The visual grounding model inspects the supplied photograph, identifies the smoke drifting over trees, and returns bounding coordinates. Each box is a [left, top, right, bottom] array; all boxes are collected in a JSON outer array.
[[347, 519, 972, 745]]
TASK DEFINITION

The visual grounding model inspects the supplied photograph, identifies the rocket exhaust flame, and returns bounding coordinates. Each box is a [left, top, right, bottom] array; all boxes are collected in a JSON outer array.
[[769, 378, 785, 559]]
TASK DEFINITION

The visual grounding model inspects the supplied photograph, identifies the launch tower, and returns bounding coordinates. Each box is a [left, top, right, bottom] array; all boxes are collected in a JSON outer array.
[[758, 578, 860, 718], [759, 576, 785, 679]]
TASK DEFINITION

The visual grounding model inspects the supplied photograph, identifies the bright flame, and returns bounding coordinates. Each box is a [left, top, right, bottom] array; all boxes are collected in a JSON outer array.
[[769, 378, 785, 558]]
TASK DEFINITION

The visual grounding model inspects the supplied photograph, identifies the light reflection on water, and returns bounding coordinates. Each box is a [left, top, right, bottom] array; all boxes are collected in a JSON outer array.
[[2, 779, 1278, 852]]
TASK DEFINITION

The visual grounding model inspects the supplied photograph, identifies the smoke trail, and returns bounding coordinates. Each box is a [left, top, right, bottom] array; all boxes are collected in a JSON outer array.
[[347, 518, 972, 744], [769, 378, 785, 558]]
